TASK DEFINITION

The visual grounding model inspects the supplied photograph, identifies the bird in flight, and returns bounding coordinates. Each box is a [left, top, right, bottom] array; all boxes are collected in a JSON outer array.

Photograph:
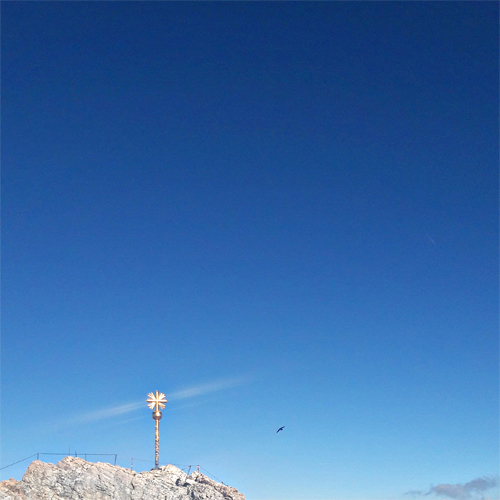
[[277, 426, 285, 433]]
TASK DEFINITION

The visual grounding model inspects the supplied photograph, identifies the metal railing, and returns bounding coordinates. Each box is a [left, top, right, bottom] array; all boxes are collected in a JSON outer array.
[[0, 454, 225, 484]]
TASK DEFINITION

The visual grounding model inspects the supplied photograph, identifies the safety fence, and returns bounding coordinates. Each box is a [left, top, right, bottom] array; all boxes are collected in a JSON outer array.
[[0, 453, 225, 484]]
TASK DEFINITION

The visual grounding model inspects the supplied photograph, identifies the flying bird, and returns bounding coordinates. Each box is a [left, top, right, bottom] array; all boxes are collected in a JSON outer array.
[[277, 426, 285, 433]]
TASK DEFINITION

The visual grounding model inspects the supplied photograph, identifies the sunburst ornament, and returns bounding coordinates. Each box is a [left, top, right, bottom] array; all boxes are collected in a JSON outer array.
[[147, 391, 168, 411]]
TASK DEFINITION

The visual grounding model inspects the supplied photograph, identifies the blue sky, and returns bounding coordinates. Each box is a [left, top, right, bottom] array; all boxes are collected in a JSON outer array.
[[1, 2, 498, 500]]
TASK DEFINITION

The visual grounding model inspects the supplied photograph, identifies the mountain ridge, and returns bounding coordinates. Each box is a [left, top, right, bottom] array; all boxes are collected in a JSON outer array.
[[0, 456, 245, 500]]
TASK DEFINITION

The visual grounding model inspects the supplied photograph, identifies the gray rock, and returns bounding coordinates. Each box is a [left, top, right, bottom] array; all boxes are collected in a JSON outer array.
[[0, 457, 245, 500]]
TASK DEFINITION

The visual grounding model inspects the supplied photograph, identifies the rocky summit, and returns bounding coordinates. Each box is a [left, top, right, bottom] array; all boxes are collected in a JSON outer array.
[[0, 456, 245, 500]]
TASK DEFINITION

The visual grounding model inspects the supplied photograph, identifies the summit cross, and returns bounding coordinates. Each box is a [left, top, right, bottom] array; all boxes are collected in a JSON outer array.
[[146, 391, 168, 469]]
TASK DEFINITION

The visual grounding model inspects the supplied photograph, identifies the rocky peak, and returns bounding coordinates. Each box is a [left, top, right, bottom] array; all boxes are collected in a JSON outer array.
[[0, 456, 245, 500]]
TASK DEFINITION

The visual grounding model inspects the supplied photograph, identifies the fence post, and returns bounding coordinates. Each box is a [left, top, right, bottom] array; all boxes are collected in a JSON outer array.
[[114, 455, 117, 466]]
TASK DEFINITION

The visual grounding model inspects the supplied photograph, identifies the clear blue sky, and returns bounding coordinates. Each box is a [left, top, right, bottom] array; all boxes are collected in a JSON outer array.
[[1, 3, 498, 500]]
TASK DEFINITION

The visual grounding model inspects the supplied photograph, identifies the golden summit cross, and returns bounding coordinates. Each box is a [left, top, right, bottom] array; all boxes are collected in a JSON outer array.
[[146, 391, 168, 469]]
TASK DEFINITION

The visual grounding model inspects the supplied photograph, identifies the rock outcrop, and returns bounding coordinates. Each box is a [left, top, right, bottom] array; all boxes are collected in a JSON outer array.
[[0, 456, 245, 500]]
